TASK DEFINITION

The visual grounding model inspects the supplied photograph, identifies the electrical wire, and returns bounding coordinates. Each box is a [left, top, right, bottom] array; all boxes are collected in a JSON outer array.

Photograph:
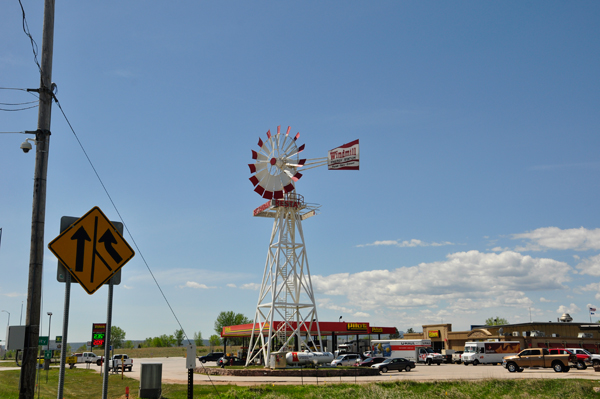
[[0, 105, 38, 111], [53, 97, 221, 396], [17, 0, 41, 73], [0, 100, 38, 105]]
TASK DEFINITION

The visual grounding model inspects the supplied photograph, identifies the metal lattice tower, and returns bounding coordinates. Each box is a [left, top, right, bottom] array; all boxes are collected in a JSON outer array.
[[246, 194, 322, 366]]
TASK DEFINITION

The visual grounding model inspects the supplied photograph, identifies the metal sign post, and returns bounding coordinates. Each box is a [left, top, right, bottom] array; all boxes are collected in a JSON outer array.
[[57, 273, 70, 399], [101, 278, 114, 399]]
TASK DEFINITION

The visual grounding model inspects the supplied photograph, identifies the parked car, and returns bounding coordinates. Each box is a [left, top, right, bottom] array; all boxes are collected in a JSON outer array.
[[198, 352, 225, 363], [559, 348, 592, 370], [216, 356, 245, 367], [356, 357, 386, 367], [331, 353, 362, 366], [568, 348, 600, 367], [371, 357, 416, 373]]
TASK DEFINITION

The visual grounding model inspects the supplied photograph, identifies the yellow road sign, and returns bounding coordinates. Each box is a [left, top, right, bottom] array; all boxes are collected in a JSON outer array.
[[48, 206, 135, 295]]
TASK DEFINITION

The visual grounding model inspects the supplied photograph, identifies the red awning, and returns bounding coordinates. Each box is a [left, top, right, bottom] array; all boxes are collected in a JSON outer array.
[[537, 343, 548, 348], [549, 343, 564, 348]]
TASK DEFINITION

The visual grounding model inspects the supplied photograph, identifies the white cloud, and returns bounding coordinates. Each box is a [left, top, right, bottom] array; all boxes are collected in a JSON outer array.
[[312, 250, 571, 313], [122, 285, 133, 290], [180, 281, 214, 289], [557, 303, 580, 315], [240, 283, 260, 290], [356, 239, 454, 248], [317, 298, 355, 315], [540, 297, 553, 303], [512, 227, 600, 251], [1, 292, 21, 298], [227, 283, 237, 288], [581, 283, 600, 300], [127, 268, 254, 285], [576, 254, 600, 276]]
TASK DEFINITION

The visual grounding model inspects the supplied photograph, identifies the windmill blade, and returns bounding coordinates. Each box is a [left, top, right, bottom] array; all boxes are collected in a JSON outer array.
[[249, 126, 305, 199]]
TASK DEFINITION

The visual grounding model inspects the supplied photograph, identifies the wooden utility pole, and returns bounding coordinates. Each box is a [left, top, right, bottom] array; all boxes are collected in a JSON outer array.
[[19, 1, 55, 398]]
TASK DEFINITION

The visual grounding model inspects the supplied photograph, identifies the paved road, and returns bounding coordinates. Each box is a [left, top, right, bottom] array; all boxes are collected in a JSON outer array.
[[84, 359, 600, 386]]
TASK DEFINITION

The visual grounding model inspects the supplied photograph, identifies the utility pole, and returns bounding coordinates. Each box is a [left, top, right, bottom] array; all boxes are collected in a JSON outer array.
[[19, 1, 55, 398]]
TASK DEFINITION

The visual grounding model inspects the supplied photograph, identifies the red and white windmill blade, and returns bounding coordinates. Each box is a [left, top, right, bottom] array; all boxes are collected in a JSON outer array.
[[248, 126, 306, 199]]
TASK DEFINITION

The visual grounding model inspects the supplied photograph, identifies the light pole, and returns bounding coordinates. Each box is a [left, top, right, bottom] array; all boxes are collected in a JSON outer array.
[[1, 311, 9, 347], [46, 312, 52, 352], [46, 312, 52, 382]]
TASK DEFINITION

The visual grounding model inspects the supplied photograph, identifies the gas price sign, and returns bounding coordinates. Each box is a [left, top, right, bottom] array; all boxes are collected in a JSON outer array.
[[92, 323, 107, 347]]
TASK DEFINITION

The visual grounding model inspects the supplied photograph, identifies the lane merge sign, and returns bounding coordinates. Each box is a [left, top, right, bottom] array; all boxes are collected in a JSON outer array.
[[48, 206, 135, 295]]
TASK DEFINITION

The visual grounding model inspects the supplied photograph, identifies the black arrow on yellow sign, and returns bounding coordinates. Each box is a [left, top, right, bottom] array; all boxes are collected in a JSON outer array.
[[71, 227, 90, 272]]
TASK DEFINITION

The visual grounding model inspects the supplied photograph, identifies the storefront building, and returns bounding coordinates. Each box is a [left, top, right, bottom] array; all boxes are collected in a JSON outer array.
[[405, 318, 600, 353]]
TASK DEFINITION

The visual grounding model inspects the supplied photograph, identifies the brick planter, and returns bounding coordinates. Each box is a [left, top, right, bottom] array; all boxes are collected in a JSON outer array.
[[196, 367, 380, 377]]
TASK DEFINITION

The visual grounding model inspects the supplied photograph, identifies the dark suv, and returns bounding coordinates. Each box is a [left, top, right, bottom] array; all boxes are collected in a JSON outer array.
[[198, 352, 225, 363]]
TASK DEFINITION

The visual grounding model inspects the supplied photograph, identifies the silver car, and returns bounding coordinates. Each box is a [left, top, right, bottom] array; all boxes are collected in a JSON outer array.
[[331, 353, 361, 366]]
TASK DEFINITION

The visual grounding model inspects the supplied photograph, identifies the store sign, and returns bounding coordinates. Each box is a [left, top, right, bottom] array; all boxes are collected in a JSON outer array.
[[428, 330, 440, 338], [347, 323, 368, 331], [92, 323, 107, 347]]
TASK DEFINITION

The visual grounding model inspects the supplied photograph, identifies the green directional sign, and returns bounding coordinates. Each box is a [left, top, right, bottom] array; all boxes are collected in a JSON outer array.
[[44, 350, 52, 360], [38, 336, 49, 346], [56, 336, 62, 343]]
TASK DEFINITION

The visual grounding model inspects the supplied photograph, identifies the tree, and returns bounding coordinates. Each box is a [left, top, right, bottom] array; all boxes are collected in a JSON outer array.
[[406, 327, 415, 334], [485, 317, 509, 326], [389, 328, 401, 339], [174, 329, 184, 347], [111, 326, 126, 349], [193, 331, 204, 347], [209, 334, 222, 350], [214, 311, 251, 345]]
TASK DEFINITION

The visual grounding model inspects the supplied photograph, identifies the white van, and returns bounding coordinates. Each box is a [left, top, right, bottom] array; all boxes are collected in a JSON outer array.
[[461, 341, 520, 365]]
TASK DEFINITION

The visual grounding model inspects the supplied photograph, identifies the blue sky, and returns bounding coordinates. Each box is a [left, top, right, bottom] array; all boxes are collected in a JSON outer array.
[[1, 1, 600, 344]]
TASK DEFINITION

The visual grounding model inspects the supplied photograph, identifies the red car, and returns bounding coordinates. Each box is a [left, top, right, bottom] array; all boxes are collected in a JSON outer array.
[[549, 348, 588, 370]]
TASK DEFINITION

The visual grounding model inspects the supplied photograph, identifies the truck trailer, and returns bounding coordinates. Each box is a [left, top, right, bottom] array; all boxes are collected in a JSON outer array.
[[371, 339, 444, 365], [461, 341, 521, 365]]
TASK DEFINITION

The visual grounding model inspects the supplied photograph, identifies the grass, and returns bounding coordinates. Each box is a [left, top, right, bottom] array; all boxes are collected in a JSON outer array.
[[2, 368, 600, 399]]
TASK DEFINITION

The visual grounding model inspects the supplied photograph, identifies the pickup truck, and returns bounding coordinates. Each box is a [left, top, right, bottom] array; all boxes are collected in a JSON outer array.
[[566, 348, 600, 368], [451, 351, 464, 364], [502, 348, 576, 373], [67, 352, 100, 368], [105, 354, 133, 372]]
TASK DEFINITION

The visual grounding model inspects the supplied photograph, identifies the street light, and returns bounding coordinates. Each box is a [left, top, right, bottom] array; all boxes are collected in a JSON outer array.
[[46, 312, 52, 352], [46, 312, 52, 383], [1, 311, 9, 346]]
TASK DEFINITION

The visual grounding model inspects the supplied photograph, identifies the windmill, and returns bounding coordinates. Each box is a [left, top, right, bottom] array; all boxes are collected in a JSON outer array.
[[246, 125, 359, 366]]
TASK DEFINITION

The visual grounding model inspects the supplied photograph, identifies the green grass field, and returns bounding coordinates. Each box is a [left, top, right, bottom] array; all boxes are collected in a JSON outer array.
[[2, 367, 600, 399]]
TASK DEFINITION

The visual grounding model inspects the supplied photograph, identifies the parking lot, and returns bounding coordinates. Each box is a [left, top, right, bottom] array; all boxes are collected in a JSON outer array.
[[90, 359, 600, 386]]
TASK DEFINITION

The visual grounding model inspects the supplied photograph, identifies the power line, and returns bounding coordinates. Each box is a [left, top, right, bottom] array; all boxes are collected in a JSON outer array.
[[0, 105, 39, 111], [53, 97, 221, 395], [17, 0, 41, 73]]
